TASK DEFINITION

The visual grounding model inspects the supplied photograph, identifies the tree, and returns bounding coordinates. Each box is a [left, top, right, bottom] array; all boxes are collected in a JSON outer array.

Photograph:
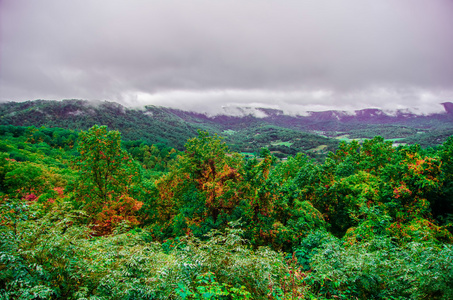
[[4, 162, 49, 197], [154, 131, 243, 237], [434, 136, 453, 227], [73, 125, 142, 234]]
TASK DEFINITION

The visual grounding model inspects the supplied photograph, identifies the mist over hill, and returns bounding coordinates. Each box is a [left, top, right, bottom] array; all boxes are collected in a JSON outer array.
[[1, 99, 453, 155]]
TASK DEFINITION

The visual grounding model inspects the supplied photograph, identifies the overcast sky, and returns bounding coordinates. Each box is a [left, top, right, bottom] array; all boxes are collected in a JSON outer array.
[[1, 0, 453, 115]]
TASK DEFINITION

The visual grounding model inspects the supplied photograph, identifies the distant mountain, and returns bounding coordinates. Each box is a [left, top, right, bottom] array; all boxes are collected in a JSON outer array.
[[1, 99, 453, 154], [0, 100, 204, 149]]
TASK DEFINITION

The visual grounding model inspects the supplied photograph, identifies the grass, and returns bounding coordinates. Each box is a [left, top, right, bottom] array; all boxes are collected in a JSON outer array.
[[271, 141, 293, 147], [310, 145, 327, 152], [222, 130, 236, 135], [334, 134, 351, 141]]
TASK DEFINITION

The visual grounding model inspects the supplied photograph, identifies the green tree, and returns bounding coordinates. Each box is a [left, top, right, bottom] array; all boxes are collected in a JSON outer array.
[[4, 161, 50, 198], [434, 136, 453, 228], [73, 125, 142, 234], [154, 131, 243, 237]]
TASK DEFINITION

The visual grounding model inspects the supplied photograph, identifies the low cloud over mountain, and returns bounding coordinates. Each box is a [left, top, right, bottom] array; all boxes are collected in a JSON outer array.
[[1, 0, 453, 114]]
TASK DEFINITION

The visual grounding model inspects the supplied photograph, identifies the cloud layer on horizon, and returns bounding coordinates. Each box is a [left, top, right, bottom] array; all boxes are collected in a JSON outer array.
[[1, 0, 453, 114]]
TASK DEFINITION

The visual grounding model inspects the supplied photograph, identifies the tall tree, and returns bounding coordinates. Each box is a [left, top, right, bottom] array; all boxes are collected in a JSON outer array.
[[154, 131, 243, 236], [73, 125, 142, 234]]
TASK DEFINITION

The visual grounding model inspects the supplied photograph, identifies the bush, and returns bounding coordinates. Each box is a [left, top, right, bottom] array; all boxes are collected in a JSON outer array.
[[0, 206, 289, 299], [307, 236, 453, 299]]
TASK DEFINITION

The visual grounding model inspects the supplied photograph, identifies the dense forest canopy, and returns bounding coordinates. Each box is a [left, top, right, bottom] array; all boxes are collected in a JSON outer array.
[[1, 124, 453, 299]]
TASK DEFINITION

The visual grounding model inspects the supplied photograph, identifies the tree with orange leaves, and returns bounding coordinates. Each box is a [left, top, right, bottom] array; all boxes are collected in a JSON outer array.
[[73, 125, 143, 234], [154, 131, 243, 236]]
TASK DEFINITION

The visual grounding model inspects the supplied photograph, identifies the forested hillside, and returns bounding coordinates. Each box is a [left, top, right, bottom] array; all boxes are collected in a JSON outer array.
[[1, 124, 453, 299], [0, 100, 202, 150], [3, 99, 453, 159]]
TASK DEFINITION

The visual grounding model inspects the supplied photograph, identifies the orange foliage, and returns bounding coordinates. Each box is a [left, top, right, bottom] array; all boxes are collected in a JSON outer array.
[[92, 195, 143, 236]]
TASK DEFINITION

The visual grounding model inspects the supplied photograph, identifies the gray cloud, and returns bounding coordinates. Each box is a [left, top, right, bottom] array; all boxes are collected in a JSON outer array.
[[1, 0, 453, 114]]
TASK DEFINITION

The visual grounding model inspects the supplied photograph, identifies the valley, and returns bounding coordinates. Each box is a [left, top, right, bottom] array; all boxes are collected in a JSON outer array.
[[1, 99, 453, 158]]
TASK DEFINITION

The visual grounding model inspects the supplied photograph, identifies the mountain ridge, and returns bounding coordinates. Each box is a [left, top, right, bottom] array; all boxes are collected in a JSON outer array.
[[1, 99, 453, 155]]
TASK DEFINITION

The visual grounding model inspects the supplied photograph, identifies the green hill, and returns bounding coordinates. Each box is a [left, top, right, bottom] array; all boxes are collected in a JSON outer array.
[[0, 100, 338, 156]]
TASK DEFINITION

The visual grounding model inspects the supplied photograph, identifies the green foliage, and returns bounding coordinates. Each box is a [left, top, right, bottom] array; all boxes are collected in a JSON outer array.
[[153, 131, 244, 237], [176, 271, 252, 299], [4, 162, 50, 197], [1, 120, 453, 299], [224, 124, 338, 158], [123, 140, 177, 173], [0, 207, 285, 299], [434, 136, 453, 229], [73, 125, 143, 234], [172, 224, 287, 298], [307, 236, 453, 299]]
